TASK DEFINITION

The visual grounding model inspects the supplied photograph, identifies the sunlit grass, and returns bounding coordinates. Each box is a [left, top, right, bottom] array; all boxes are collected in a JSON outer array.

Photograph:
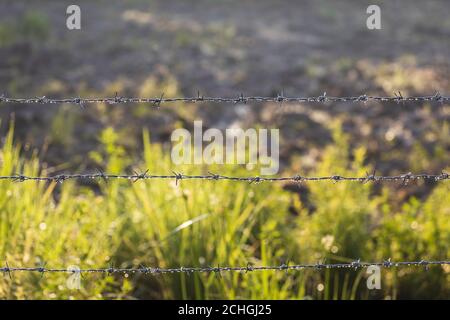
[[0, 124, 448, 299]]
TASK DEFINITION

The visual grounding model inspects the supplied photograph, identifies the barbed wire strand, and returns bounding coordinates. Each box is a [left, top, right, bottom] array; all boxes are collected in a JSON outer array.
[[1, 171, 448, 184], [1, 260, 448, 276], [0, 92, 448, 107]]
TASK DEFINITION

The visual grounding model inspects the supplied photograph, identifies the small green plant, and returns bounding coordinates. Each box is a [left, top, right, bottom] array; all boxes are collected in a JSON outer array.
[[18, 11, 50, 43], [0, 11, 49, 48], [0, 23, 15, 47]]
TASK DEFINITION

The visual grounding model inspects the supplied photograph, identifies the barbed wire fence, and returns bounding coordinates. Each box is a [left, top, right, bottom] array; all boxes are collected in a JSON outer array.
[[0, 91, 448, 108], [1, 171, 449, 184], [1, 91, 449, 281], [1, 260, 449, 277]]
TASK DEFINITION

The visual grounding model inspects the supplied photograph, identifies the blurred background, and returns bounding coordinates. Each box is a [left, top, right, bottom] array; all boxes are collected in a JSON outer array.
[[0, 0, 448, 299]]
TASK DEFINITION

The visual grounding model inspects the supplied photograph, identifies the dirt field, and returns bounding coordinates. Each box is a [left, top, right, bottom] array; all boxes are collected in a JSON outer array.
[[0, 0, 449, 180]]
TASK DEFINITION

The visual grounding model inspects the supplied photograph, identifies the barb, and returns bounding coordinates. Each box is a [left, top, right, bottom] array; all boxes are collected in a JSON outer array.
[[1, 260, 448, 275], [0, 92, 448, 107], [1, 172, 448, 184]]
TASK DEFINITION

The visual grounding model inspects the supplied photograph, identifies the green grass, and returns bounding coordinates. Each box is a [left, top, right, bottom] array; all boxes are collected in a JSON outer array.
[[0, 124, 448, 299]]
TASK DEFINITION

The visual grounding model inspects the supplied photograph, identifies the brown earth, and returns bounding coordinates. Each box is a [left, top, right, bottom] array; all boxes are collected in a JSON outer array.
[[0, 0, 449, 191]]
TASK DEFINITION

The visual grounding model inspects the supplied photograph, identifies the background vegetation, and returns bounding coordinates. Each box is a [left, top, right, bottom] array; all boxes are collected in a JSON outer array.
[[0, 123, 448, 299], [0, 1, 449, 299]]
